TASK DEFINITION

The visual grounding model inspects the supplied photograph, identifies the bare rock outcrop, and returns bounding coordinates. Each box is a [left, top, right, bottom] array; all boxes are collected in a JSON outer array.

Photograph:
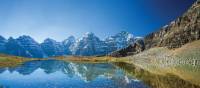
[[145, 0, 200, 49]]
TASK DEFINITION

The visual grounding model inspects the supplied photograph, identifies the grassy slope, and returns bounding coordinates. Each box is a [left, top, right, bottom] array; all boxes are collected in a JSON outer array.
[[114, 62, 200, 88], [126, 40, 200, 86]]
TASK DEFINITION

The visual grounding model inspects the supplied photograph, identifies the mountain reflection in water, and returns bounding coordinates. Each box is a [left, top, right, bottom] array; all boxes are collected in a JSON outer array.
[[0, 60, 148, 88], [0, 60, 199, 88]]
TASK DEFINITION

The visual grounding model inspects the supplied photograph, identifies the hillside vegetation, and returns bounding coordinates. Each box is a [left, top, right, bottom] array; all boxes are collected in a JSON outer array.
[[126, 40, 200, 86]]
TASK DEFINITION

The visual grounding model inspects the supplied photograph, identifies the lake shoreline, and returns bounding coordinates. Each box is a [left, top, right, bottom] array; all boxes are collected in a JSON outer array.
[[0, 40, 199, 86]]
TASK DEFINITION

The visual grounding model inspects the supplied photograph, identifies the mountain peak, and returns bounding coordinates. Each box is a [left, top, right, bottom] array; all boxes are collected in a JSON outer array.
[[17, 35, 37, 43], [105, 31, 135, 49], [116, 31, 132, 36], [67, 36, 75, 41], [44, 38, 57, 43], [63, 36, 76, 46], [0, 35, 6, 40], [7, 37, 16, 42], [119, 31, 129, 34], [85, 32, 94, 35], [18, 35, 32, 39], [83, 32, 95, 37]]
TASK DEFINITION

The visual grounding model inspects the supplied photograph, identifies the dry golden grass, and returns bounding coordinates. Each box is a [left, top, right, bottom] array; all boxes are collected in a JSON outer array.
[[55, 55, 131, 64], [56, 56, 111, 63], [0, 54, 44, 68], [173, 40, 200, 56], [126, 40, 200, 86]]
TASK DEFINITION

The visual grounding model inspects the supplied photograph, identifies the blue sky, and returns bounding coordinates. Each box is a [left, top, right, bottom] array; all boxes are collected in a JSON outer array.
[[0, 0, 196, 42]]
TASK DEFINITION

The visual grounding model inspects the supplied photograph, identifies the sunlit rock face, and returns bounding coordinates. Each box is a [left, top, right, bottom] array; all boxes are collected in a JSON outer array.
[[16, 35, 45, 58], [0, 36, 7, 53], [41, 38, 65, 57], [145, 0, 200, 49]]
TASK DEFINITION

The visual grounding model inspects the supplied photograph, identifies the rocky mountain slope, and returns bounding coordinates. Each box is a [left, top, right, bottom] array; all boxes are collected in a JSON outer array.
[[110, 37, 145, 57], [110, 0, 200, 57], [145, 0, 200, 49]]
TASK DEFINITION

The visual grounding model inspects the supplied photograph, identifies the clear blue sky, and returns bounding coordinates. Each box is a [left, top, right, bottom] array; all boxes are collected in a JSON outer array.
[[0, 0, 196, 42]]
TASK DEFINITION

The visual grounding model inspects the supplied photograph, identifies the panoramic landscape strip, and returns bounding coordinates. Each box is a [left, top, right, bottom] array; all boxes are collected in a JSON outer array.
[[0, 0, 199, 88]]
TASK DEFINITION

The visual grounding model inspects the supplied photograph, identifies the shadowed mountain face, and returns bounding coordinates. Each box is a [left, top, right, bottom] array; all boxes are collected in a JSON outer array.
[[0, 36, 7, 53], [110, 37, 145, 57], [41, 38, 65, 57], [16, 36, 45, 58], [5, 37, 32, 58], [5, 36, 45, 58], [110, 0, 200, 57], [0, 31, 137, 58]]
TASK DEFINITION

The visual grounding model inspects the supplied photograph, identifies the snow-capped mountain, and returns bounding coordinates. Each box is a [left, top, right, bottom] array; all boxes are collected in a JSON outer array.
[[16, 35, 45, 58], [62, 36, 76, 55], [70, 31, 136, 56], [105, 31, 134, 50], [0, 31, 139, 57], [41, 38, 65, 57], [71, 32, 106, 56], [0, 36, 7, 53]]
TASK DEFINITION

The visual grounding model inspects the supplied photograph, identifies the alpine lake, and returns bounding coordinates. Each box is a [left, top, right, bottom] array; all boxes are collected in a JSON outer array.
[[0, 58, 199, 88]]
